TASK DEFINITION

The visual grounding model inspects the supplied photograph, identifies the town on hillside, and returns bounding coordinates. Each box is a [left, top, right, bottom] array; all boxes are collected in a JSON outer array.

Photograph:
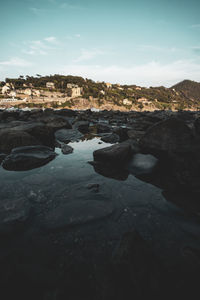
[[0, 75, 199, 111]]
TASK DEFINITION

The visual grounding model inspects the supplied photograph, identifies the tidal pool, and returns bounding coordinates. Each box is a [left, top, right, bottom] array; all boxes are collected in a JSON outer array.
[[0, 137, 200, 299]]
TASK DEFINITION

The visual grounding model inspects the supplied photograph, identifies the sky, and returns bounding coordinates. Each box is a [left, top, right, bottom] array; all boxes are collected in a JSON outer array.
[[0, 0, 200, 87]]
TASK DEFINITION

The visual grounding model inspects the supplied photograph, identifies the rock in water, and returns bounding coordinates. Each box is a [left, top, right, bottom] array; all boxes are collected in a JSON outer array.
[[44, 200, 114, 230], [55, 128, 83, 143], [93, 143, 133, 164], [140, 117, 194, 155], [2, 145, 57, 171], [61, 144, 73, 155]]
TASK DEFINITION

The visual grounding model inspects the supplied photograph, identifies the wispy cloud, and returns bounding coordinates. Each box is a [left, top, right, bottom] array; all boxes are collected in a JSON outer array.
[[60, 2, 83, 10], [65, 34, 82, 40], [75, 34, 81, 38], [0, 57, 32, 67], [59, 60, 200, 87], [29, 7, 46, 16], [22, 37, 59, 55], [74, 48, 105, 62], [190, 24, 200, 29], [44, 36, 58, 43]]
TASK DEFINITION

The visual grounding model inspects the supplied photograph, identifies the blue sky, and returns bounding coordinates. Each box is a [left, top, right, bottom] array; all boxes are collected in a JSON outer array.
[[0, 0, 200, 86]]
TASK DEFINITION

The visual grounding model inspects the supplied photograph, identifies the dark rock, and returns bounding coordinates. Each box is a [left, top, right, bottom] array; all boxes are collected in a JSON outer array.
[[127, 129, 145, 141], [101, 133, 120, 144], [140, 117, 195, 156], [39, 115, 72, 131], [55, 128, 83, 143], [61, 144, 73, 155], [56, 108, 77, 117], [110, 231, 165, 299], [10, 122, 55, 147], [73, 121, 90, 134], [89, 161, 129, 181], [0, 197, 31, 235], [2, 145, 57, 171], [113, 127, 129, 142], [0, 130, 39, 153], [194, 117, 200, 136], [44, 200, 114, 230], [0, 153, 7, 163], [93, 143, 133, 164], [96, 123, 111, 133]]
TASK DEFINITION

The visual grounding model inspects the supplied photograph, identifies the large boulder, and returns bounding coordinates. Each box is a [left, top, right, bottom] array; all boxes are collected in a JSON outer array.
[[2, 145, 57, 171], [93, 143, 133, 164], [55, 128, 83, 143], [140, 117, 194, 155], [0, 130, 39, 153], [40, 115, 72, 131], [11, 122, 55, 147]]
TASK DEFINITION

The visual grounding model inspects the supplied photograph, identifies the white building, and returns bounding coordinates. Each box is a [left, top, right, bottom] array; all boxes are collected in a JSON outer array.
[[46, 82, 55, 89], [123, 98, 132, 106], [2, 85, 10, 94]]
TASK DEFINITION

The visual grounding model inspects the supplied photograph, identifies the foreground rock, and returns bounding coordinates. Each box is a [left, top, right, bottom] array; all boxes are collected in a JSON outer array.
[[0, 197, 31, 235], [140, 117, 195, 155], [2, 145, 57, 171], [109, 231, 165, 299], [44, 200, 114, 230], [93, 143, 133, 164]]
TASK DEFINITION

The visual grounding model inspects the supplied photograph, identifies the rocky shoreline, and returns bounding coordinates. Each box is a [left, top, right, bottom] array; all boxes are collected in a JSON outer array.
[[1, 108, 200, 299]]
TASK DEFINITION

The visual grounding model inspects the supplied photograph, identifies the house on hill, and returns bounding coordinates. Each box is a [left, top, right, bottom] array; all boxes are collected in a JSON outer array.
[[46, 82, 55, 89], [68, 87, 82, 98]]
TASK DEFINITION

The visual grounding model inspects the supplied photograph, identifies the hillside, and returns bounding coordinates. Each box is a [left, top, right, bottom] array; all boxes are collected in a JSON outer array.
[[0, 75, 200, 111], [171, 80, 200, 102]]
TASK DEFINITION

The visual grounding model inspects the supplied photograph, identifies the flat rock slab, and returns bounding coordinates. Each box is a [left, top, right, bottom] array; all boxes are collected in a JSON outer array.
[[2, 145, 57, 171], [55, 129, 83, 143], [44, 200, 114, 230], [0, 197, 31, 235], [93, 143, 133, 164]]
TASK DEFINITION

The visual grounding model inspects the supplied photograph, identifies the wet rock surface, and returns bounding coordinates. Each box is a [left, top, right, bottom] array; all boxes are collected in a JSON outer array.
[[0, 108, 200, 299], [44, 200, 114, 230], [2, 145, 57, 171], [93, 142, 133, 164], [55, 128, 84, 143]]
